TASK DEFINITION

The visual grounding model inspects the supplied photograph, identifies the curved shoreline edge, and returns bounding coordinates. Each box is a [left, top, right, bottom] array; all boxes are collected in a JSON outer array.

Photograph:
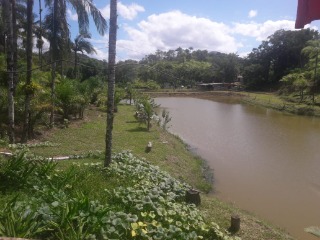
[[148, 90, 320, 117]]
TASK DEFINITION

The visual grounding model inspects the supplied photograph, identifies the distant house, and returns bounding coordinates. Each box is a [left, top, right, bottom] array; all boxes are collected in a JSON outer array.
[[197, 75, 244, 91], [197, 82, 234, 91], [236, 75, 244, 84]]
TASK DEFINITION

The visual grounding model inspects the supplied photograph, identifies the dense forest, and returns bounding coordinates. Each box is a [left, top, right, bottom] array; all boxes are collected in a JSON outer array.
[[1, 0, 320, 144]]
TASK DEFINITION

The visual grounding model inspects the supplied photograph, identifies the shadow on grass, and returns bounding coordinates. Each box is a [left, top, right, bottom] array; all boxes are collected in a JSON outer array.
[[126, 120, 139, 124], [227, 227, 239, 235], [126, 127, 148, 132]]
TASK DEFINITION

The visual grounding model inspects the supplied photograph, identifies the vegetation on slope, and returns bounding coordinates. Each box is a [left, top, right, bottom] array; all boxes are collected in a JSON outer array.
[[1, 104, 293, 240]]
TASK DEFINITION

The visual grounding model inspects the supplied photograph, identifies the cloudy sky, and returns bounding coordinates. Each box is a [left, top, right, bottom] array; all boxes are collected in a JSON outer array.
[[35, 0, 320, 61]]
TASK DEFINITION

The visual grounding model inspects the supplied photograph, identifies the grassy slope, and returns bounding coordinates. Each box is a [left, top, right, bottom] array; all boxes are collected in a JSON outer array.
[[242, 92, 320, 116], [29, 104, 293, 240]]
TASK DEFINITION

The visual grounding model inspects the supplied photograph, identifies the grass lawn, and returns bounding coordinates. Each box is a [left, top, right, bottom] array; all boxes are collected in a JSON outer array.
[[243, 92, 320, 116], [3, 103, 294, 240]]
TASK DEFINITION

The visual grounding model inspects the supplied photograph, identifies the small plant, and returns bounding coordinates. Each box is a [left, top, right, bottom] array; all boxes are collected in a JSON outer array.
[[0, 198, 46, 238], [0, 128, 9, 147], [135, 95, 159, 131], [0, 151, 59, 193], [0, 138, 8, 147], [161, 109, 172, 130], [0, 151, 36, 192], [63, 118, 70, 128]]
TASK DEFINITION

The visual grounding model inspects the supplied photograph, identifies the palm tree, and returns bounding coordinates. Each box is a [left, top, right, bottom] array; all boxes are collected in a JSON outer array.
[[302, 40, 320, 103], [73, 32, 96, 79], [35, 0, 43, 69], [3, 0, 18, 143], [42, 0, 68, 126], [21, 0, 34, 142], [44, 0, 107, 126], [105, 0, 118, 167], [0, 4, 5, 54]]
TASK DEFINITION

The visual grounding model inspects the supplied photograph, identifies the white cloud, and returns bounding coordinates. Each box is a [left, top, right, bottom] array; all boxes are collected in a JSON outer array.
[[89, 11, 299, 61], [32, 36, 50, 53], [100, 2, 145, 20], [67, 9, 78, 21], [89, 47, 108, 60], [118, 2, 145, 20], [117, 11, 240, 59], [232, 20, 295, 41], [238, 51, 250, 58], [248, 10, 257, 18]]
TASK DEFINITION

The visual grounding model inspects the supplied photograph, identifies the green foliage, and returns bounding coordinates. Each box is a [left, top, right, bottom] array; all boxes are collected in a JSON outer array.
[[133, 80, 161, 90], [0, 152, 37, 192], [135, 95, 159, 131], [55, 78, 92, 119], [8, 141, 61, 150], [56, 79, 77, 118], [0, 197, 46, 238], [114, 87, 126, 112], [0, 151, 57, 193], [105, 151, 226, 239], [280, 72, 308, 95], [0, 151, 235, 240], [81, 76, 105, 104], [0, 87, 8, 125], [244, 29, 319, 90], [116, 60, 139, 86], [125, 83, 137, 105], [160, 109, 172, 130]]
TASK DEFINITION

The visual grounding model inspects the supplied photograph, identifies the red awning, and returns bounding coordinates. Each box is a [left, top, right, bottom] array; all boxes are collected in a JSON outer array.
[[295, 0, 320, 29]]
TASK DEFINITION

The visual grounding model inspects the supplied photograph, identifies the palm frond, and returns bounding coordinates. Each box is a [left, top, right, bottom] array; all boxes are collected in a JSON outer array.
[[69, 0, 107, 36]]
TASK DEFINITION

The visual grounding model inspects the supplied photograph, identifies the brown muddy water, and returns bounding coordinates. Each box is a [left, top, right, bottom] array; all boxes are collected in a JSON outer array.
[[155, 97, 320, 240]]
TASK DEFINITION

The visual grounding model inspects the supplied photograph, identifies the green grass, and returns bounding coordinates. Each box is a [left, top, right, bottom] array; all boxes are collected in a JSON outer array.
[[31, 104, 211, 192], [3, 103, 294, 240], [243, 92, 320, 116]]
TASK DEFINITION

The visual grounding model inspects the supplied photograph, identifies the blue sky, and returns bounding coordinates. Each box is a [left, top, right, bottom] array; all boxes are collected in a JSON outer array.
[[34, 0, 320, 61]]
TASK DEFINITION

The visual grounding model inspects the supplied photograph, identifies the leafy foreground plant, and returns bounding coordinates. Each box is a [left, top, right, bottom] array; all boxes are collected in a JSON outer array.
[[0, 151, 239, 240]]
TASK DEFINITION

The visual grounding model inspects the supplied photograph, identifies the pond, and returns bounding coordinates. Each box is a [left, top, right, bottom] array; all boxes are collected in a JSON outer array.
[[155, 97, 320, 240]]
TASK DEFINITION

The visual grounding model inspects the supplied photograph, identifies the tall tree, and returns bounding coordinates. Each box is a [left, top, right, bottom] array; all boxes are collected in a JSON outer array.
[[302, 39, 320, 103], [36, 0, 43, 69], [105, 0, 117, 167], [243, 29, 318, 90], [44, 0, 107, 126], [73, 32, 96, 79], [4, 0, 18, 143], [0, 3, 5, 53], [22, 0, 34, 142], [48, 0, 62, 126]]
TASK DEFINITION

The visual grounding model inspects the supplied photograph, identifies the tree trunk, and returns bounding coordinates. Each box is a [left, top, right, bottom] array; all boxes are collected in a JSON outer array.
[[185, 189, 201, 206], [50, 0, 58, 127], [313, 50, 318, 104], [38, 0, 42, 69], [74, 49, 78, 78], [5, 0, 16, 143], [105, 0, 118, 167], [230, 214, 241, 232], [22, 0, 34, 142], [12, 0, 18, 90]]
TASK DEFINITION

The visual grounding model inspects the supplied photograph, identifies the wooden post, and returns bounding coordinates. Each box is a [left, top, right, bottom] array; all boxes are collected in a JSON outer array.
[[186, 189, 201, 206], [230, 214, 240, 232]]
